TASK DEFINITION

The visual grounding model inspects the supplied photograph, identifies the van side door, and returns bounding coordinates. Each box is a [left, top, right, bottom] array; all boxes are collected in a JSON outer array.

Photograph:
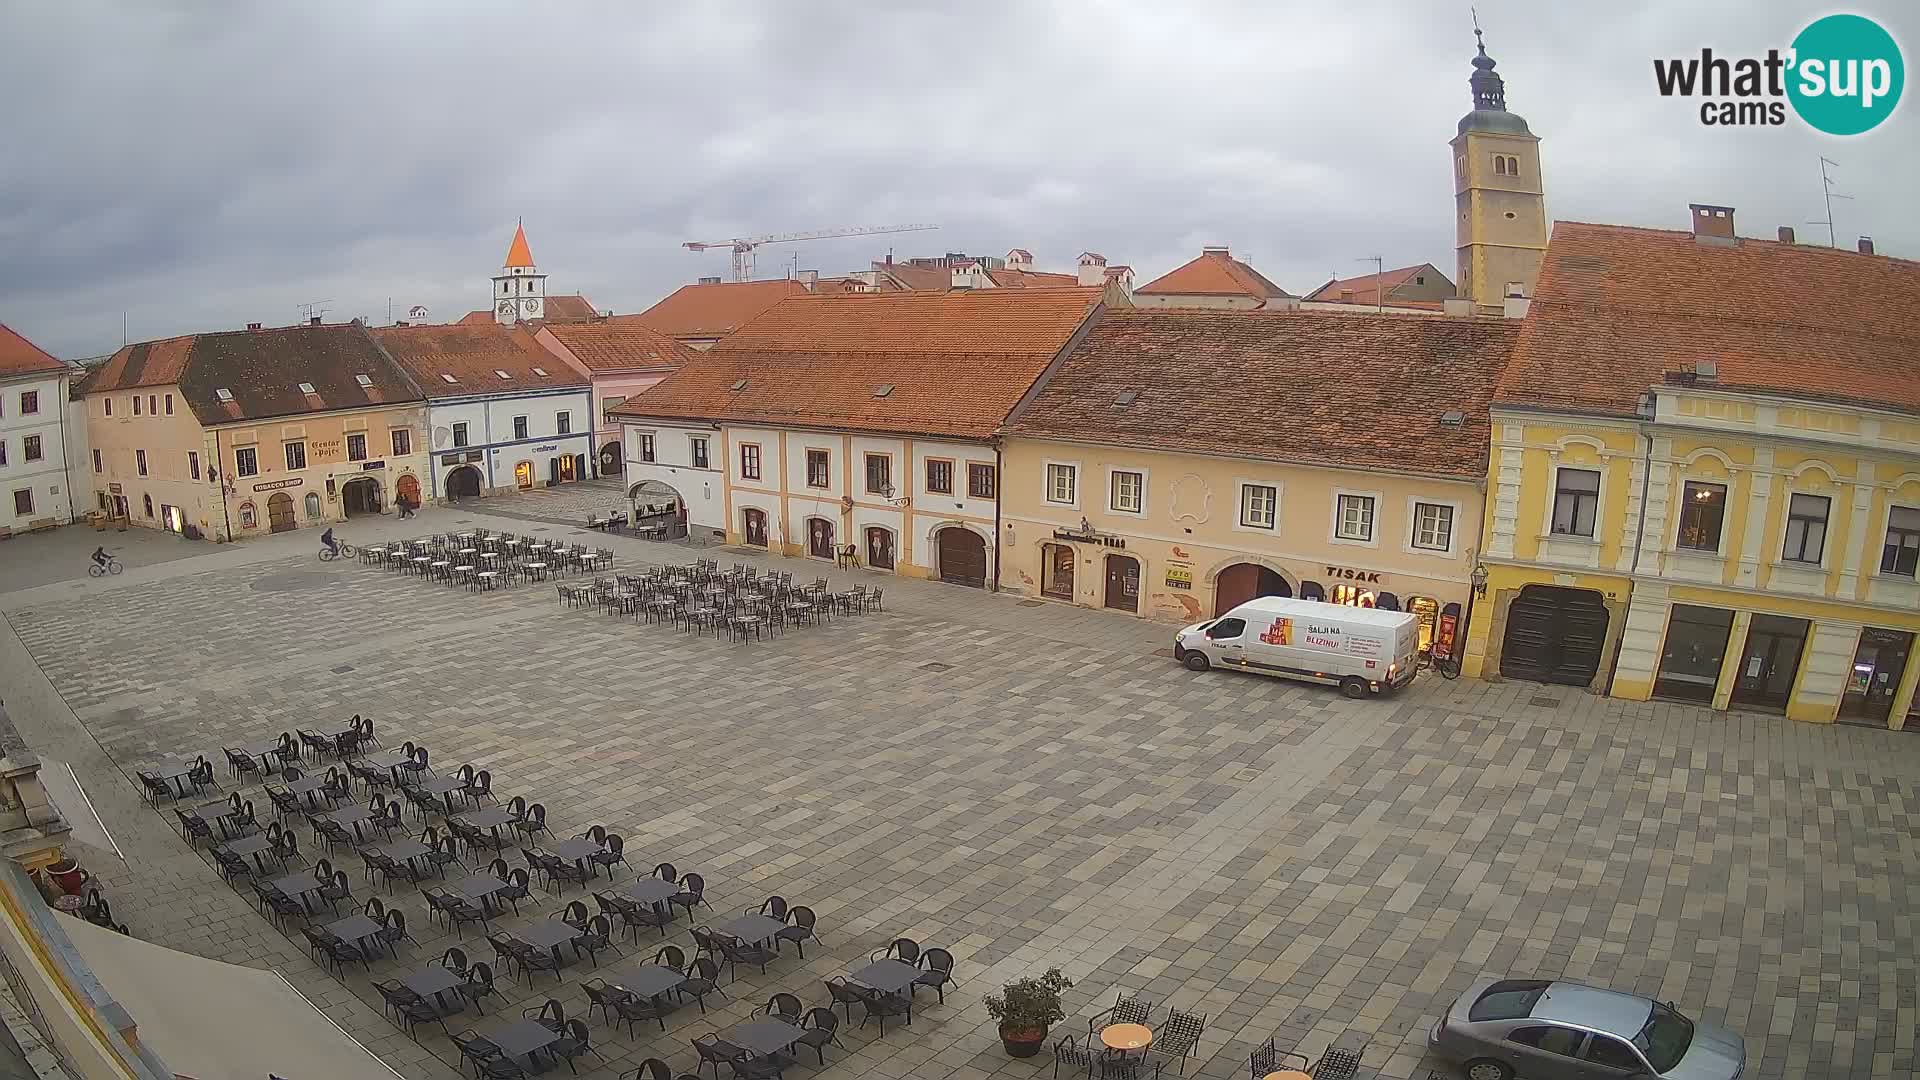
[[1204, 617, 1248, 666]]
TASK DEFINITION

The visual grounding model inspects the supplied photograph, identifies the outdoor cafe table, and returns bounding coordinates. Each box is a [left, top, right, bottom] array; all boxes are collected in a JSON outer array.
[[281, 774, 333, 812], [1100, 1024, 1153, 1052], [620, 877, 678, 907], [402, 966, 464, 1008], [515, 919, 581, 968], [188, 799, 247, 840], [718, 913, 787, 945], [849, 959, 921, 995], [410, 774, 469, 813], [323, 913, 384, 954], [268, 870, 330, 913], [450, 872, 509, 913], [369, 838, 431, 874], [458, 806, 519, 846], [545, 837, 601, 876], [487, 1019, 560, 1069], [732, 1019, 806, 1057], [145, 760, 197, 797], [235, 738, 286, 773], [611, 963, 686, 1000], [318, 803, 377, 843], [219, 831, 277, 872]]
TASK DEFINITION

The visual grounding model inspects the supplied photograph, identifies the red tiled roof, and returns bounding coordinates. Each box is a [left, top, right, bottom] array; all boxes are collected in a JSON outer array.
[[540, 295, 598, 322], [1135, 249, 1292, 299], [1498, 221, 1920, 418], [633, 279, 807, 340], [80, 334, 196, 394], [373, 323, 587, 396], [987, 268, 1080, 288], [0, 322, 66, 377], [1008, 308, 1518, 479], [1305, 264, 1433, 304], [613, 287, 1104, 440], [543, 316, 696, 374]]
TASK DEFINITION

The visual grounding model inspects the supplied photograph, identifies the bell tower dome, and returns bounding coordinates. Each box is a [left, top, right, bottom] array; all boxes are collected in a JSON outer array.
[[1449, 27, 1547, 314], [491, 220, 546, 324]]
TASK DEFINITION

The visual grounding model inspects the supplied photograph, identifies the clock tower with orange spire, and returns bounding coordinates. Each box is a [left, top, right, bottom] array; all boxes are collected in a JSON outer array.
[[492, 220, 547, 324]]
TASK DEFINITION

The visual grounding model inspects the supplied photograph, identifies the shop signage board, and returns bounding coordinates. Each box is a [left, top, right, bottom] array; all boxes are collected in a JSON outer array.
[[252, 478, 302, 492], [1165, 563, 1193, 590]]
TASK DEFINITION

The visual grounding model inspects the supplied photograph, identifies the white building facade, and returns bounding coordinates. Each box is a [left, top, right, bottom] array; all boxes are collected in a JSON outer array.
[[0, 330, 76, 535], [423, 388, 595, 498]]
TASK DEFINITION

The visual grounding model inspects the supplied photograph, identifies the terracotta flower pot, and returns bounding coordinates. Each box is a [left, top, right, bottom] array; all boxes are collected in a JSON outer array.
[[1000, 1024, 1048, 1058], [47, 860, 87, 896]]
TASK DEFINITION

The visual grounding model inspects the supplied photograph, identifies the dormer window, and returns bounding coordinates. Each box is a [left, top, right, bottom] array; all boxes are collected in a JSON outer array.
[[532, 367, 548, 376], [440, 374, 458, 384], [495, 369, 511, 379], [214, 388, 234, 402], [873, 384, 894, 398], [297, 382, 316, 394], [355, 374, 373, 387], [730, 379, 748, 392]]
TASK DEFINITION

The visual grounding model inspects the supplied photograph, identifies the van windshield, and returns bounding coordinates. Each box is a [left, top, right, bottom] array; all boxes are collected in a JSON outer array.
[[1207, 618, 1246, 640]]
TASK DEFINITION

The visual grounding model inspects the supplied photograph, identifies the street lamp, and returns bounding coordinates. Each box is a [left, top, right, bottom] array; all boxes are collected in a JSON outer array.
[[1471, 563, 1489, 597]]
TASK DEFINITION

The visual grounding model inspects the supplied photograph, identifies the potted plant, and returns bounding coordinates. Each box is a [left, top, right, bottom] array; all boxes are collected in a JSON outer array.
[[985, 967, 1072, 1057]]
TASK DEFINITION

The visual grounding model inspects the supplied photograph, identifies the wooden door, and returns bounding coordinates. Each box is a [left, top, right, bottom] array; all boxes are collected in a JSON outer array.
[[1104, 554, 1140, 612], [936, 528, 987, 588], [1499, 585, 1610, 686], [267, 492, 296, 533], [807, 518, 834, 560], [743, 508, 768, 547], [865, 527, 896, 570]]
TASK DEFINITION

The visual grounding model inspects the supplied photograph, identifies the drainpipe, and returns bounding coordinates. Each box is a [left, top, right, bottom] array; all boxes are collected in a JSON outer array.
[[990, 440, 1004, 593], [1607, 401, 1658, 694], [56, 375, 75, 523], [214, 429, 233, 541]]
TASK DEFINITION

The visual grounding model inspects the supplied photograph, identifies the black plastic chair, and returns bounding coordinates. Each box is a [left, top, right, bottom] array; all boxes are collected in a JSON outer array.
[[756, 992, 804, 1024], [857, 987, 910, 1032], [822, 977, 864, 1023], [1151, 1008, 1206, 1073], [581, 978, 630, 1025], [591, 833, 628, 878], [750, 895, 787, 921], [678, 956, 726, 1014], [794, 1008, 845, 1066], [718, 938, 774, 982], [1054, 1034, 1097, 1079], [870, 937, 920, 965], [913, 947, 956, 1003], [670, 872, 708, 917], [691, 1035, 747, 1080], [774, 906, 818, 958], [613, 991, 669, 1036], [550, 1019, 602, 1075], [462, 962, 499, 1015]]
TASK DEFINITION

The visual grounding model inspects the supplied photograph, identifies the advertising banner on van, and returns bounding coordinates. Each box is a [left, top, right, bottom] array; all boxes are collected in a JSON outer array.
[[1259, 616, 1382, 658]]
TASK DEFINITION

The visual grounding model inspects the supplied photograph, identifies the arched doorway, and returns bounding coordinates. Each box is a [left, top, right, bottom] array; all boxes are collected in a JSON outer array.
[[806, 517, 835, 560], [936, 527, 987, 588], [1041, 542, 1075, 601], [1104, 554, 1140, 612], [1213, 562, 1292, 617], [267, 492, 296, 533], [446, 465, 483, 499], [865, 526, 896, 571], [514, 461, 535, 490], [630, 480, 684, 538], [396, 474, 420, 511], [599, 441, 623, 476], [742, 508, 768, 547], [303, 492, 323, 521], [1499, 585, 1610, 686], [341, 477, 382, 517]]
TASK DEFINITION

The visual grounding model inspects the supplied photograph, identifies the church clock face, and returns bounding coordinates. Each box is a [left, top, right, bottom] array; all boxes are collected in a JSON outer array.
[[497, 300, 515, 316], [521, 298, 541, 315]]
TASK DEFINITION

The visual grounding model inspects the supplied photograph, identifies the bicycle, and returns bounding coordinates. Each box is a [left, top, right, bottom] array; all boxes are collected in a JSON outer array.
[[317, 542, 358, 562], [86, 557, 123, 578], [1421, 651, 1462, 680]]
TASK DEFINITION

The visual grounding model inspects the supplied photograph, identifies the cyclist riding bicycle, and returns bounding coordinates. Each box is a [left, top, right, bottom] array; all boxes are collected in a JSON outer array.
[[91, 546, 111, 569], [320, 527, 339, 558]]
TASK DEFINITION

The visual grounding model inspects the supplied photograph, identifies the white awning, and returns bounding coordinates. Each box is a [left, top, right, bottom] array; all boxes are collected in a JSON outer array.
[[62, 918, 400, 1080]]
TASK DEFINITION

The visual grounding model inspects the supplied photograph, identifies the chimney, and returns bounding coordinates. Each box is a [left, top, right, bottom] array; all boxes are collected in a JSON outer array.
[[1076, 252, 1107, 287], [1004, 249, 1033, 272], [1859, 236, 1875, 255], [1503, 283, 1531, 319], [951, 264, 974, 290], [308, 315, 323, 326], [797, 269, 818, 290], [1778, 226, 1796, 244], [246, 322, 263, 331], [697, 276, 722, 285], [1689, 203, 1737, 246], [1103, 265, 1134, 298], [1201, 246, 1230, 257]]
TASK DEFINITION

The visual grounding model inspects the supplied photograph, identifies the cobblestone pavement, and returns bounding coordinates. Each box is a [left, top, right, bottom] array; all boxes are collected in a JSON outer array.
[[1, 501, 1915, 1080]]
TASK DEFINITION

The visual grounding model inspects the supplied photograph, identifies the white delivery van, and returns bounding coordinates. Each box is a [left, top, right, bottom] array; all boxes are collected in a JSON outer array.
[[1172, 596, 1419, 698]]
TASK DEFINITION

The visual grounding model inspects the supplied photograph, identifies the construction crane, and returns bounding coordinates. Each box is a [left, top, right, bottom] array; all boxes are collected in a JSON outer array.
[[683, 224, 939, 282]]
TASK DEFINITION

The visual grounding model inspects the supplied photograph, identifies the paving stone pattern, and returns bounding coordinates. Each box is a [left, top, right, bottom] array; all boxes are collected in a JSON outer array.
[[1, 502, 1915, 1080]]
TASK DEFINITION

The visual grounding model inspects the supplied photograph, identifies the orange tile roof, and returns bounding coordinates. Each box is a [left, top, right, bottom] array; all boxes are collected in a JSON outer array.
[[1304, 264, 1435, 304], [613, 287, 1104, 440], [82, 334, 195, 394], [455, 309, 493, 326], [544, 316, 696, 374], [90, 324, 422, 424], [1498, 221, 1920, 418], [0, 322, 66, 376], [634, 279, 807, 340], [503, 221, 535, 268], [373, 322, 587, 396], [987, 268, 1080, 288], [1136, 249, 1292, 299], [1008, 309, 1517, 479]]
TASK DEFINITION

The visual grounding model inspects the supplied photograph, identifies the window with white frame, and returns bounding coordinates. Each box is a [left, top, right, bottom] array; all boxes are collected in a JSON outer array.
[[1240, 484, 1277, 529], [1109, 470, 1143, 513], [1335, 493, 1375, 541], [690, 437, 709, 469], [1045, 463, 1077, 505], [1550, 467, 1601, 537], [1412, 502, 1454, 551]]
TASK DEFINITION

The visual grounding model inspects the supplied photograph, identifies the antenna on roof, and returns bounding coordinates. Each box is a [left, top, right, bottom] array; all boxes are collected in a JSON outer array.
[[297, 299, 333, 324], [1355, 255, 1384, 312], [1810, 156, 1852, 248]]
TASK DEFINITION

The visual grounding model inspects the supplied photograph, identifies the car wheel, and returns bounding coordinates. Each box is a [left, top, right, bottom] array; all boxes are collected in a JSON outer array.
[[1339, 676, 1368, 699], [1462, 1059, 1512, 1080], [1183, 651, 1210, 672]]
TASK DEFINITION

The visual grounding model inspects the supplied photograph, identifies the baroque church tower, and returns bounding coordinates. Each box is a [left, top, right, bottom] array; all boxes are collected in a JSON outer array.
[[1450, 29, 1548, 314], [492, 221, 546, 324]]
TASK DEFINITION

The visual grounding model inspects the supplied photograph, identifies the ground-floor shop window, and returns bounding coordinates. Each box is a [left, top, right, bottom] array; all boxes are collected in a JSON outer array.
[[1653, 604, 1734, 704]]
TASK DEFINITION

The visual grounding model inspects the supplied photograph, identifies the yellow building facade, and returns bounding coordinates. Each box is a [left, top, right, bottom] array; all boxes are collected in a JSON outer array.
[[1465, 215, 1920, 729]]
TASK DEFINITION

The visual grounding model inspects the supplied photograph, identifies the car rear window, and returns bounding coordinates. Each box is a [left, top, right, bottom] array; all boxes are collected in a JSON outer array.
[[1469, 980, 1551, 1021]]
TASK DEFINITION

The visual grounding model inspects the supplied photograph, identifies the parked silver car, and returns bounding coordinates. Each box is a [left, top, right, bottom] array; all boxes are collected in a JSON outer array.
[[1428, 978, 1745, 1080]]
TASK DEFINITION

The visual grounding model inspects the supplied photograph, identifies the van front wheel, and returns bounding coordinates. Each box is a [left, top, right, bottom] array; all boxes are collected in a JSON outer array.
[[1183, 651, 1210, 672], [1339, 677, 1369, 699]]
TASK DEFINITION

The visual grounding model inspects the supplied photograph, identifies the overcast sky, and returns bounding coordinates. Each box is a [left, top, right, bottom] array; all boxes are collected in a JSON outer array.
[[2, 1, 1913, 358]]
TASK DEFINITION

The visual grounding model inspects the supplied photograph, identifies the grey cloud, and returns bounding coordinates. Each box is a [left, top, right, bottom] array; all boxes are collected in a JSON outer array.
[[2, 0, 1913, 357]]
